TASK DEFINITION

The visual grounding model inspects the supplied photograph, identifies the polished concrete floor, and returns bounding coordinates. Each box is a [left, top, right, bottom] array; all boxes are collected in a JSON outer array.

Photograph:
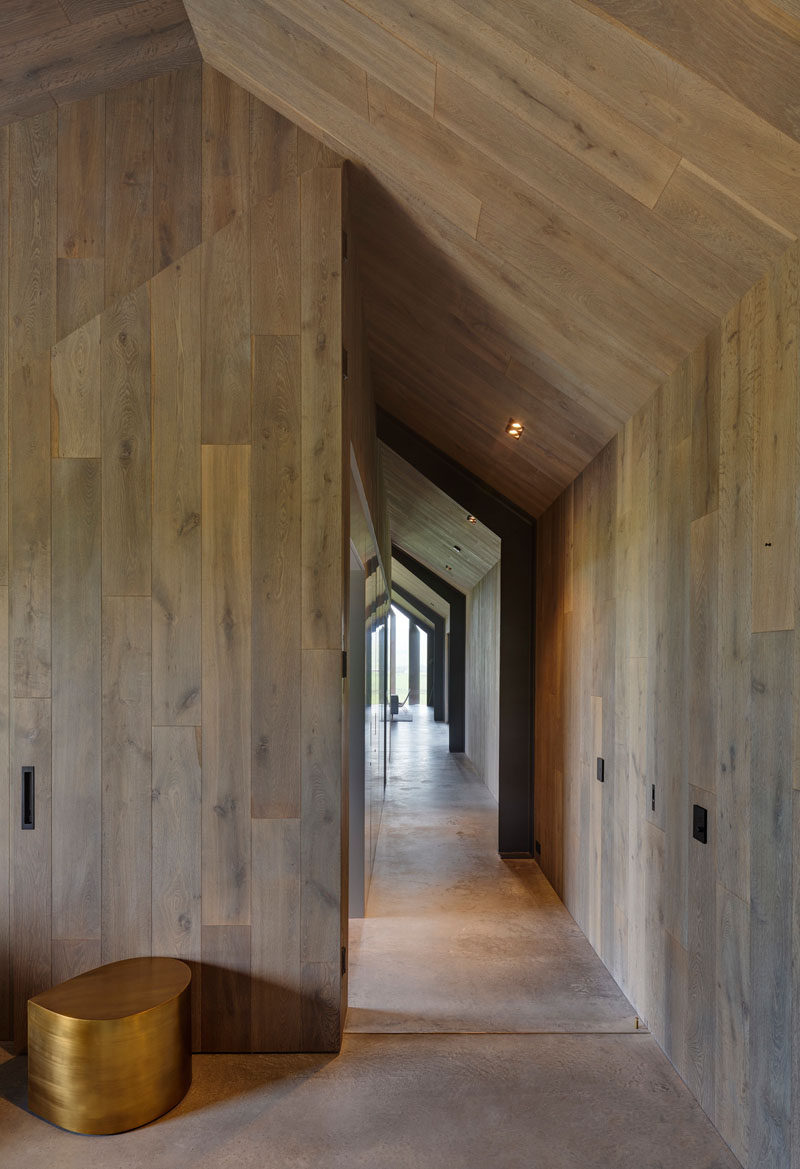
[[0, 708, 740, 1168]]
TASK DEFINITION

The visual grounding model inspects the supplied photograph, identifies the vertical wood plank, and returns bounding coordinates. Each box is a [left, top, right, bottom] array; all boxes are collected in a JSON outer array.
[[105, 79, 154, 305], [152, 725, 202, 1051], [297, 129, 342, 173], [10, 355, 51, 698], [56, 258, 105, 341], [9, 111, 57, 370], [301, 167, 342, 650], [0, 591, 9, 1038], [51, 317, 101, 458], [101, 285, 151, 596], [200, 214, 251, 444], [687, 786, 716, 1118], [51, 939, 101, 985], [300, 650, 341, 966], [154, 64, 202, 271], [752, 253, 798, 634], [715, 884, 750, 1167], [11, 698, 51, 1050], [251, 181, 301, 336], [101, 596, 151, 963], [252, 337, 301, 818], [51, 458, 101, 944], [250, 99, 297, 204], [151, 249, 201, 725], [57, 95, 104, 264], [201, 65, 250, 238], [251, 818, 301, 1051], [718, 299, 752, 905], [201, 924, 251, 1052], [690, 510, 718, 796], [690, 333, 720, 522], [0, 127, 8, 591], [750, 630, 792, 1168], [301, 961, 340, 1052], [201, 445, 251, 926]]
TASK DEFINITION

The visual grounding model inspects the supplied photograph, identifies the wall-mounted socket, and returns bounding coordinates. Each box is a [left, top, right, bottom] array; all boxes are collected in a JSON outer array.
[[596, 757, 605, 783], [692, 804, 708, 844]]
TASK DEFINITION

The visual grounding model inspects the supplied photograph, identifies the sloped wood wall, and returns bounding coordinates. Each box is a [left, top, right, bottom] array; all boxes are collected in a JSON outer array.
[[535, 243, 799, 1168], [0, 65, 350, 1054]]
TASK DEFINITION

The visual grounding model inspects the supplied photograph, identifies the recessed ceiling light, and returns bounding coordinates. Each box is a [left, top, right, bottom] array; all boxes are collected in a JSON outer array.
[[506, 418, 524, 439], [445, 564, 453, 572], [467, 514, 477, 524], [453, 544, 461, 553]]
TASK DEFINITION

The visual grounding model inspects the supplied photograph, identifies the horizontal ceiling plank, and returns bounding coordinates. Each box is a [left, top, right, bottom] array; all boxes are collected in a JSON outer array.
[[0, 0, 200, 125]]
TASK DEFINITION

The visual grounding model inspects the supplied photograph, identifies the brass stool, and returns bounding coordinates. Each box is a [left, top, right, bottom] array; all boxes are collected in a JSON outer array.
[[28, 957, 192, 1134]]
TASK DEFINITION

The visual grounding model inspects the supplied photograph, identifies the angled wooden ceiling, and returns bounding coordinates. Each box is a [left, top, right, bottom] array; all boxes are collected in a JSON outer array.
[[0, 0, 200, 125], [382, 445, 501, 594], [391, 560, 450, 623], [181, 0, 800, 515]]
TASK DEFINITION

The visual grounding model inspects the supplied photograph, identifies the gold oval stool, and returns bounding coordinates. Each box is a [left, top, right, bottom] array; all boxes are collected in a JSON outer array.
[[28, 957, 192, 1134]]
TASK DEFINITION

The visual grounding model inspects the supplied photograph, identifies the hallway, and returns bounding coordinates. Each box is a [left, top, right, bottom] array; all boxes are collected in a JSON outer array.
[[0, 710, 740, 1167]]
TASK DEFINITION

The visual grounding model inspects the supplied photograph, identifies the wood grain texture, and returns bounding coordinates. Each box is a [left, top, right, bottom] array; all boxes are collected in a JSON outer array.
[[10, 356, 51, 698], [250, 101, 298, 203], [251, 337, 302, 818], [251, 181, 301, 336], [51, 459, 101, 944], [301, 961, 340, 1052], [0, 0, 199, 127], [0, 128, 8, 590], [201, 213, 251, 444], [202, 445, 252, 927], [154, 65, 202, 270], [749, 631, 793, 1168], [51, 318, 101, 458], [50, 939, 102, 986], [201, 64, 250, 237], [201, 924, 251, 1052], [150, 249, 202, 726], [301, 166, 343, 650], [101, 596, 151, 963], [57, 95, 104, 261], [152, 726, 202, 1050], [11, 698, 51, 1050], [251, 818, 302, 1050], [301, 650, 342, 966], [9, 112, 57, 371], [0, 590, 9, 1039], [101, 285, 151, 596], [104, 78, 154, 305], [56, 257, 104, 341], [465, 562, 501, 801], [534, 242, 800, 1168]]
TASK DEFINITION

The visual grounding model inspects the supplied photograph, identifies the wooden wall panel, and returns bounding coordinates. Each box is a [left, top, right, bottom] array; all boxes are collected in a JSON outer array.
[[11, 698, 51, 1049], [154, 65, 202, 270], [251, 336, 302, 818], [152, 725, 202, 1050], [101, 285, 151, 596], [9, 113, 57, 370], [535, 243, 800, 1169], [151, 250, 202, 726], [10, 356, 51, 698], [201, 445, 252, 927], [104, 79, 153, 306], [51, 458, 101, 945], [101, 596, 151, 963], [1, 68, 351, 1056]]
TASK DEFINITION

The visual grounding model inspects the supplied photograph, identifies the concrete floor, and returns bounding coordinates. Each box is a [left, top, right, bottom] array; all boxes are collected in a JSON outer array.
[[0, 708, 740, 1168]]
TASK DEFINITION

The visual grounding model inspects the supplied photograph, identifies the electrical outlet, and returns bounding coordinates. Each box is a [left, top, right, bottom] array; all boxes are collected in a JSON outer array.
[[692, 804, 708, 844], [596, 757, 605, 783]]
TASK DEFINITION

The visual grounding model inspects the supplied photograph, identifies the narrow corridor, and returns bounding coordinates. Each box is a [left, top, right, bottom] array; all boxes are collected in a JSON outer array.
[[0, 708, 741, 1168]]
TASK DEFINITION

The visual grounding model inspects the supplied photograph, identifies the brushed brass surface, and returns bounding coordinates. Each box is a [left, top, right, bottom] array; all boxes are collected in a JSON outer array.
[[27, 958, 191, 1134]]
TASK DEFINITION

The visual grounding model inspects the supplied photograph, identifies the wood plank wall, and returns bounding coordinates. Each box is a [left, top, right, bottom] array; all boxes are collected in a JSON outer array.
[[0, 64, 354, 1054], [465, 561, 501, 801], [534, 242, 800, 1169]]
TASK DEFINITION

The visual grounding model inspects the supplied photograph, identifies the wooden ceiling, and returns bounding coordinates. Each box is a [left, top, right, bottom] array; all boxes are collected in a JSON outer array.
[[382, 445, 501, 594], [181, 0, 800, 515], [0, 0, 199, 125], [391, 560, 450, 623]]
